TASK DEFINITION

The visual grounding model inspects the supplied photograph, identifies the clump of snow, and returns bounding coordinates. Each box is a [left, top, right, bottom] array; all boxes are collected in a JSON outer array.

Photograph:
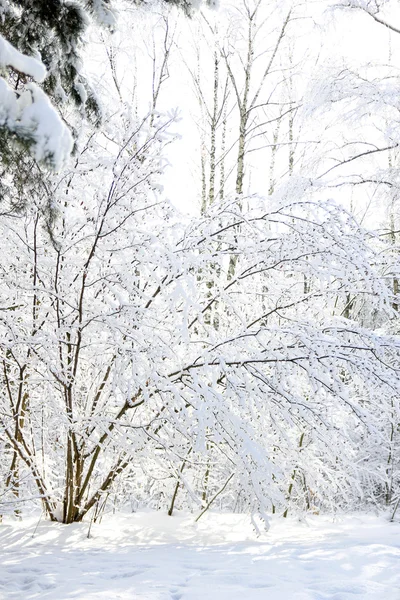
[[0, 78, 73, 169], [90, 0, 118, 29], [18, 83, 74, 168], [0, 34, 46, 82], [0, 34, 73, 168]]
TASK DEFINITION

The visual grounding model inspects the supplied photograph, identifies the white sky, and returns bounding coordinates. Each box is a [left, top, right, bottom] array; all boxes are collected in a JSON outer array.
[[87, 0, 400, 226]]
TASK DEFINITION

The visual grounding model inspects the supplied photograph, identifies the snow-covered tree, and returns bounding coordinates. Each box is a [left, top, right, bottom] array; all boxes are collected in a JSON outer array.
[[1, 0, 400, 526], [1, 98, 399, 522]]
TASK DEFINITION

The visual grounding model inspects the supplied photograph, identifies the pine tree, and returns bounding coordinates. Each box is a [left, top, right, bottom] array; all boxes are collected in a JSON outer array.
[[0, 0, 213, 211]]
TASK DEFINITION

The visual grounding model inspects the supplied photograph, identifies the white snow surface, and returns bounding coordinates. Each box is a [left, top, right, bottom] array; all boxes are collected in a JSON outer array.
[[0, 512, 399, 600]]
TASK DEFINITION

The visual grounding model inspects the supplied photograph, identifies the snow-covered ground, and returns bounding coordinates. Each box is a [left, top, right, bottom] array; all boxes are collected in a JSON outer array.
[[0, 512, 399, 599]]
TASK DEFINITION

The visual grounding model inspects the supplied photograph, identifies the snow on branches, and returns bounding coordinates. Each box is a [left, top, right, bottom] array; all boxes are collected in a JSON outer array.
[[0, 34, 73, 169], [1, 0, 400, 525], [0, 102, 399, 521]]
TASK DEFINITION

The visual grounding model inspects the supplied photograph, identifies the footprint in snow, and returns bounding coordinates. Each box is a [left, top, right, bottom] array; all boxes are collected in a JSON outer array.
[[184, 564, 212, 572], [7, 567, 42, 574], [309, 583, 364, 596], [109, 569, 145, 579], [39, 582, 57, 591]]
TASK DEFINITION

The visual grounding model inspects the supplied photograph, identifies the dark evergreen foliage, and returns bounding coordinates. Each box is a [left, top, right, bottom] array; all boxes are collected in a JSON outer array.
[[0, 0, 212, 211], [0, 1, 104, 123], [0, 0, 214, 119]]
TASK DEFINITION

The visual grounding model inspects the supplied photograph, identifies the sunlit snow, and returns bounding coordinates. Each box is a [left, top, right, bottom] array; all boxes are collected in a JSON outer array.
[[1, 513, 399, 600]]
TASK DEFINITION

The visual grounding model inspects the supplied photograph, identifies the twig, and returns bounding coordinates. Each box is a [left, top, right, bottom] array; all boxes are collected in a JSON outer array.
[[32, 510, 43, 538], [195, 473, 234, 523], [390, 498, 400, 522]]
